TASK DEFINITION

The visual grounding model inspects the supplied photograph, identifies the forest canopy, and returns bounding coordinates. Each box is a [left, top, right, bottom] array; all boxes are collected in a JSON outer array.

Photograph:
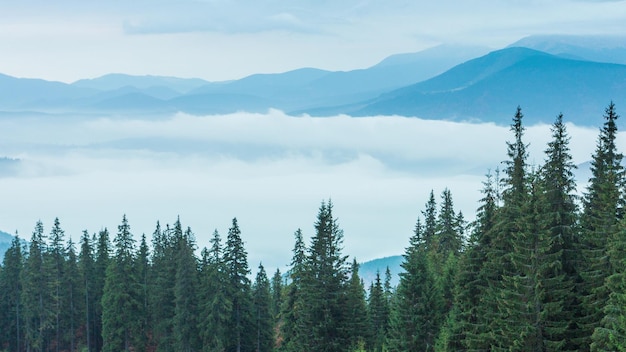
[[1, 103, 626, 351]]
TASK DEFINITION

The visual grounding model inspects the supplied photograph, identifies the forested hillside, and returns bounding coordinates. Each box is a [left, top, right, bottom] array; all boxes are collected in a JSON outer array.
[[2, 103, 626, 351]]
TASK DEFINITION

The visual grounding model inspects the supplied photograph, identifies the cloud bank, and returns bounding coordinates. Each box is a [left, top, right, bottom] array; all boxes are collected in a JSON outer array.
[[0, 110, 608, 271]]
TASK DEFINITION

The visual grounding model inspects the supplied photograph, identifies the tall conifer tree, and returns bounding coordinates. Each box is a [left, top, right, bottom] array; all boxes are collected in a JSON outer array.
[[300, 200, 350, 352], [0, 235, 24, 352], [101, 215, 140, 352], [253, 263, 274, 352], [224, 218, 253, 352], [579, 102, 625, 350]]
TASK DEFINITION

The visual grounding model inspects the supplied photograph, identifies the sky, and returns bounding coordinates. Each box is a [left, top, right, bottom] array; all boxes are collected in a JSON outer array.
[[2, 0, 626, 272], [1, 0, 626, 83]]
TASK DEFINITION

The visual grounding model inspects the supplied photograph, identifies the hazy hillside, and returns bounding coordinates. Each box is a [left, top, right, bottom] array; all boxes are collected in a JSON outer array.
[[359, 255, 404, 289], [0, 44, 488, 116], [72, 74, 211, 94], [2, 38, 626, 125], [347, 47, 626, 125], [511, 34, 626, 65], [0, 230, 15, 259]]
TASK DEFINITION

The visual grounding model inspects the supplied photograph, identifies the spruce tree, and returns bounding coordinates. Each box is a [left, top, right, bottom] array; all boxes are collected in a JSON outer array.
[[344, 259, 370, 350], [93, 228, 111, 352], [150, 222, 176, 351], [78, 230, 96, 352], [300, 200, 350, 352], [46, 217, 66, 352], [279, 229, 307, 352], [21, 220, 53, 352], [271, 268, 283, 326], [588, 102, 626, 351], [64, 238, 81, 352], [368, 271, 388, 352], [135, 234, 151, 352], [173, 225, 200, 352], [224, 217, 253, 352], [453, 171, 499, 351], [387, 218, 443, 352], [0, 235, 24, 352], [534, 113, 580, 350], [198, 229, 232, 352], [580, 102, 625, 350], [101, 215, 140, 352], [253, 263, 274, 352], [482, 106, 531, 351]]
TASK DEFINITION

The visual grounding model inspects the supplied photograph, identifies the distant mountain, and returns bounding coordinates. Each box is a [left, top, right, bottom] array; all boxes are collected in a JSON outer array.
[[4, 41, 626, 125], [0, 230, 16, 260], [0, 44, 489, 116], [510, 35, 626, 65], [0, 73, 96, 109], [181, 45, 489, 112], [359, 255, 404, 289], [342, 47, 626, 125], [72, 73, 210, 94]]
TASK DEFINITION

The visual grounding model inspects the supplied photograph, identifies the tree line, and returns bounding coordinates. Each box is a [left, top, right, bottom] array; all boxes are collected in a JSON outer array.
[[1, 102, 626, 351]]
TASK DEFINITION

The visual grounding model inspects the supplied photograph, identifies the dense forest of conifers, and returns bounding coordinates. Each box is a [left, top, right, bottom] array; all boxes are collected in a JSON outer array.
[[1, 102, 626, 351]]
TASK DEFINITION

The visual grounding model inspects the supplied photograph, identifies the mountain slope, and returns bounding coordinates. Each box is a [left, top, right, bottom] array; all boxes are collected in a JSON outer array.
[[0, 44, 489, 115], [510, 34, 626, 65], [350, 47, 626, 125], [0, 74, 96, 109], [72, 73, 210, 94], [359, 255, 404, 289]]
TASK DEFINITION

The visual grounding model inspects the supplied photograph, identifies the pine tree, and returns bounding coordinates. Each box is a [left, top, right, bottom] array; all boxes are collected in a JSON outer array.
[[21, 220, 53, 352], [271, 268, 283, 326], [482, 106, 531, 351], [387, 218, 443, 351], [534, 113, 580, 350], [173, 224, 200, 352], [344, 259, 370, 350], [93, 228, 111, 352], [64, 238, 81, 352], [135, 234, 151, 352], [368, 271, 388, 352], [300, 200, 350, 352], [101, 215, 140, 352], [198, 229, 232, 352], [253, 263, 274, 352], [78, 230, 96, 352], [279, 229, 307, 352], [588, 102, 626, 351], [453, 171, 499, 351], [224, 217, 253, 352], [0, 235, 24, 352], [579, 102, 625, 351], [46, 217, 66, 352], [150, 222, 176, 351]]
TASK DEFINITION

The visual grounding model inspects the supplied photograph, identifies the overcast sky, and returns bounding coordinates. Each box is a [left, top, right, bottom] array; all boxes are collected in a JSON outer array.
[[1, 0, 626, 82]]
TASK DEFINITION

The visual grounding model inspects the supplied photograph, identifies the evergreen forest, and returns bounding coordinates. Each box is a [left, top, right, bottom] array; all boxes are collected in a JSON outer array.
[[3, 103, 626, 351]]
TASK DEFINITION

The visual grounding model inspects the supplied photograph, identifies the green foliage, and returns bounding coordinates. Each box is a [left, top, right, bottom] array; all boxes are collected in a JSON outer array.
[[101, 215, 140, 352], [299, 200, 350, 352], [253, 263, 274, 352], [387, 219, 443, 352], [3, 103, 626, 352]]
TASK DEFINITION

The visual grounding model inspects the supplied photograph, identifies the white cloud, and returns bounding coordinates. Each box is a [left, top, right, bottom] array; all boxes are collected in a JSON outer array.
[[1, 0, 626, 82], [0, 111, 606, 271]]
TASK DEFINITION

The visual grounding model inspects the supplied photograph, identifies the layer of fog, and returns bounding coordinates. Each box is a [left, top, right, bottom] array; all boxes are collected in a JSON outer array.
[[0, 110, 608, 271]]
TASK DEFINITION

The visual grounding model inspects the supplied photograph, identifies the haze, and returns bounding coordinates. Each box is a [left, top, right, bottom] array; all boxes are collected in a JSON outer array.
[[1, 0, 626, 82], [0, 110, 610, 271]]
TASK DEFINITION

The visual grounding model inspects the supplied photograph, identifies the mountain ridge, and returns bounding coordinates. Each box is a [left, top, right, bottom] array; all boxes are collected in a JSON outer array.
[[1, 36, 625, 125]]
